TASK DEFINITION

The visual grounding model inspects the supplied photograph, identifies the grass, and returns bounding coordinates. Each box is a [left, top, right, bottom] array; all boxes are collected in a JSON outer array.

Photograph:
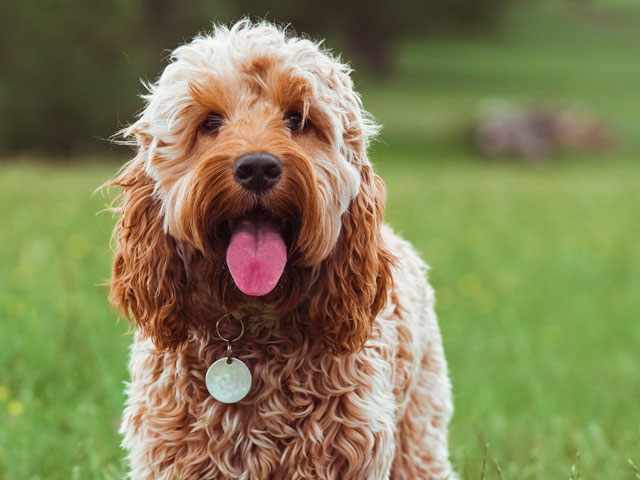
[[1, 3, 639, 479], [380, 158, 640, 479], [0, 162, 129, 478], [361, 1, 640, 159]]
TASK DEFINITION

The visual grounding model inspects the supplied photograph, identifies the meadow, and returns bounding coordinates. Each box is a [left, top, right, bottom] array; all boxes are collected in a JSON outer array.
[[1, 4, 639, 479]]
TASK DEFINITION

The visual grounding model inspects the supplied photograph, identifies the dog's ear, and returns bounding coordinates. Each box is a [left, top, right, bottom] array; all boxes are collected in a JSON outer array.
[[308, 163, 395, 354], [109, 161, 191, 351], [306, 85, 395, 354]]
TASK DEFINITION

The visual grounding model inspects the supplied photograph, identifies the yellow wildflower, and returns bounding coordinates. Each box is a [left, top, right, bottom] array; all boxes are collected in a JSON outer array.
[[8, 400, 24, 416]]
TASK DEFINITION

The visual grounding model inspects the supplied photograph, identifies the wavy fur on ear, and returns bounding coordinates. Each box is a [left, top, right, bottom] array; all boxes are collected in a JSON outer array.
[[307, 165, 395, 354], [109, 162, 192, 351]]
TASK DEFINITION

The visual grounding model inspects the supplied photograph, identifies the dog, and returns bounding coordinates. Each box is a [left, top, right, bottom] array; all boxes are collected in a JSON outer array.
[[107, 21, 455, 480]]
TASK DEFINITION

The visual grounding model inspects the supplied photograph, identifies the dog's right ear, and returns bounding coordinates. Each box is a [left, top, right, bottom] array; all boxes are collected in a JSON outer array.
[[107, 160, 191, 351]]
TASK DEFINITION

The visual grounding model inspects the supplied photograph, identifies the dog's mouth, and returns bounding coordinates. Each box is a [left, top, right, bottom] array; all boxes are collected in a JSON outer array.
[[221, 208, 294, 297]]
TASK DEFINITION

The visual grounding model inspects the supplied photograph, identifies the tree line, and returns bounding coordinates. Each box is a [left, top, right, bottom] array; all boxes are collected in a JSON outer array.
[[0, 0, 506, 156]]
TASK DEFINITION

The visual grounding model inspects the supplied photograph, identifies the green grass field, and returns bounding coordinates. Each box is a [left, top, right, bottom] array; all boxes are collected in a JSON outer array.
[[1, 4, 639, 479]]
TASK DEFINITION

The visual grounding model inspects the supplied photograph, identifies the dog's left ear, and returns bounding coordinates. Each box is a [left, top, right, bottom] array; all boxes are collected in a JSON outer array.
[[307, 109, 395, 353]]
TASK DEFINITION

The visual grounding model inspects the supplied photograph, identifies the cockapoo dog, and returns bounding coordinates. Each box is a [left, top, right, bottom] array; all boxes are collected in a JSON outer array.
[[108, 21, 455, 480]]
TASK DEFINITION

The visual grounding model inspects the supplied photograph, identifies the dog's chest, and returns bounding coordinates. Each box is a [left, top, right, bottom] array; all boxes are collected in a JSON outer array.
[[191, 340, 394, 428], [125, 337, 397, 478], [202, 349, 394, 476]]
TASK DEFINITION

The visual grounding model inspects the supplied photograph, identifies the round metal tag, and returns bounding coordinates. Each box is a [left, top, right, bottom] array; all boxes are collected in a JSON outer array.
[[206, 357, 252, 403]]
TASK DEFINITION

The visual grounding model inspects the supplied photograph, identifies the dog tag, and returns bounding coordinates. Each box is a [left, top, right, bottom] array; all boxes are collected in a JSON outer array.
[[206, 357, 252, 403]]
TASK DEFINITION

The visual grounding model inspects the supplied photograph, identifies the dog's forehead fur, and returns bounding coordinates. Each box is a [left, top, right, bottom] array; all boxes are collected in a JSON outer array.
[[133, 21, 378, 167]]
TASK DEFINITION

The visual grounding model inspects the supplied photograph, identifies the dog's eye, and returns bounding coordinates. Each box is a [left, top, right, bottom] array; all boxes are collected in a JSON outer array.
[[201, 113, 225, 134], [284, 112, 306, 133]]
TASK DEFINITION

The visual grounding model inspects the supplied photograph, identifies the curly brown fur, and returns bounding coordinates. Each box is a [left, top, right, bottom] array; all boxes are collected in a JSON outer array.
[[107, 20, 456, 480]]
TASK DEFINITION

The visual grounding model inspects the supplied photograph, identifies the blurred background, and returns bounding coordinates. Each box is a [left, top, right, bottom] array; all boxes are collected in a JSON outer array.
[[1, 1, 638, 478]]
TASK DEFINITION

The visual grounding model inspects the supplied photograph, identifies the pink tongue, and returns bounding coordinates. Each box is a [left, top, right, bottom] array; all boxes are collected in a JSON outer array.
[[226, 219, 287, 296]]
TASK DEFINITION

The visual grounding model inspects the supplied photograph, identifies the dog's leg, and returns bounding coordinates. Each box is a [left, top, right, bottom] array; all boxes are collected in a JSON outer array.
[[120, 341, 216, 480], [270, 379, 397, 480], [390, 332, 456, 480], [283, 415, 396, 480]]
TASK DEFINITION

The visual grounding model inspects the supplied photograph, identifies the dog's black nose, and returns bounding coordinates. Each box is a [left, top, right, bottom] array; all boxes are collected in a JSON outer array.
[[233, 152, 282, 193]]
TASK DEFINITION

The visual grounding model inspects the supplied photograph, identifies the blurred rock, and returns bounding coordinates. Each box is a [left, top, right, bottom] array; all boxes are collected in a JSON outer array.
[[474, 100, 615, 161]]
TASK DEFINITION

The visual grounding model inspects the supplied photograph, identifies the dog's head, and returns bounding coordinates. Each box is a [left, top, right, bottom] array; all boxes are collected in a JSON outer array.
[[109, 21, 394, 353]]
